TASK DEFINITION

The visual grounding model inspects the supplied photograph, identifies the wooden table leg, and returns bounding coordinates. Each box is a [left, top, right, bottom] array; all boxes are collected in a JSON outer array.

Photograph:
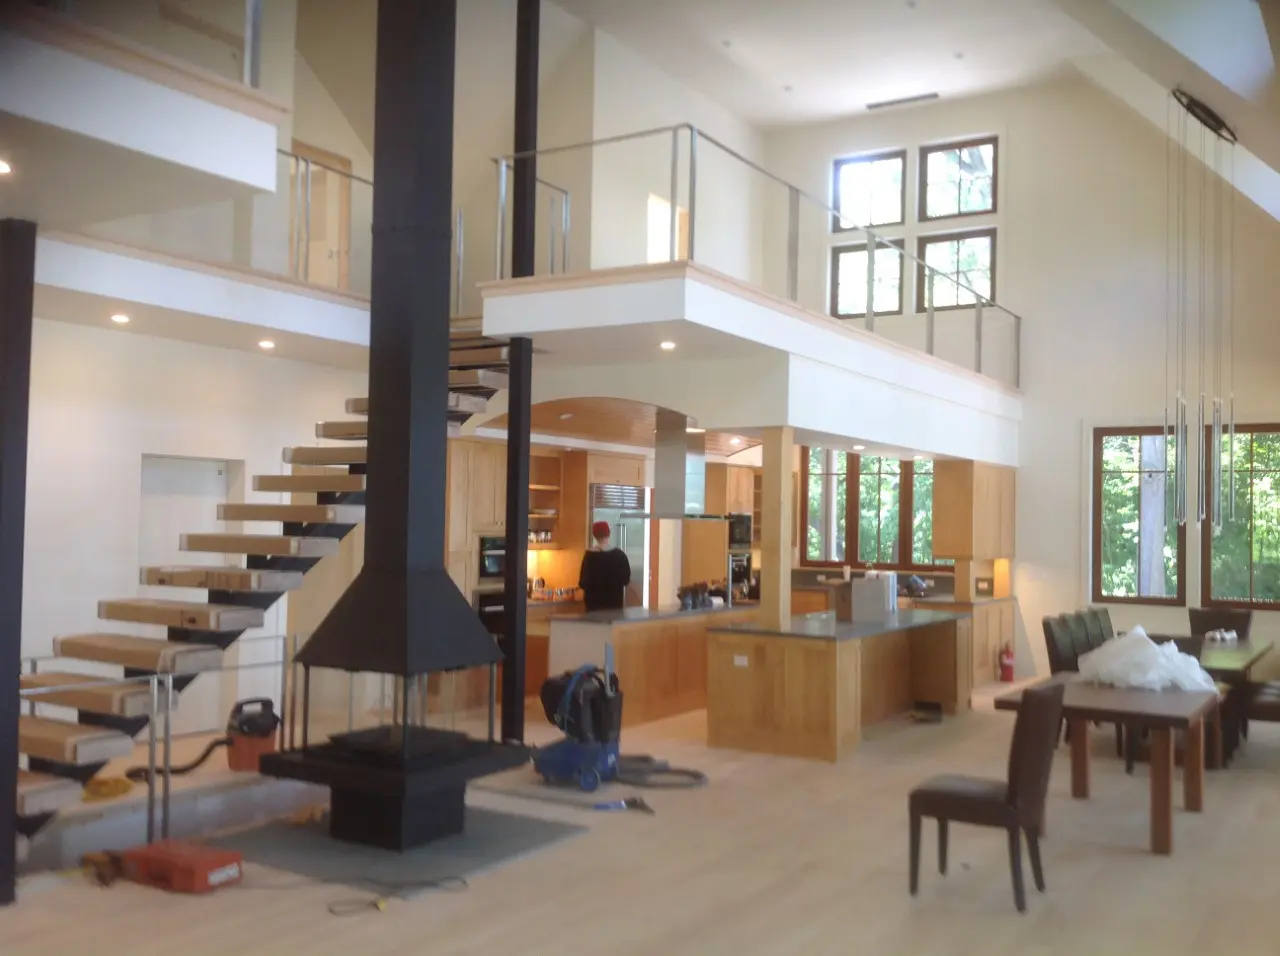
[[1184, 718, 1204, 812], [1069, 716, 1090, 799], [1150, 726, 1174, 855]]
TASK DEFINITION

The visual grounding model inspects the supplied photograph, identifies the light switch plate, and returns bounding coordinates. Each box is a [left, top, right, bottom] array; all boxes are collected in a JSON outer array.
[[733, 655, 749, 668]]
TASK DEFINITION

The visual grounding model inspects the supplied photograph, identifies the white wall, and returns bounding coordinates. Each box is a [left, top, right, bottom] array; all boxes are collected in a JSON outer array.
[[23, 320, 366, 699], [765, 75, 1280, 675], [589, 29, 764, 285]]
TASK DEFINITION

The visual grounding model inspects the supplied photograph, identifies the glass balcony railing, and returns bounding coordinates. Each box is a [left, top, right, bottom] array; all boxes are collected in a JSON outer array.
[[491, 124, 1024, 389]]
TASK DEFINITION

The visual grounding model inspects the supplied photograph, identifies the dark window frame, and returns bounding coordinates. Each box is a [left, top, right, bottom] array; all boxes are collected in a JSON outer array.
[[1091, 425, 1186, 607], [915, 227, 998, 314], [832, 149, 908, 233], [918, 135, 999, 222], [829, 238, 906, 319], [800, 446, 951, 572], [1201, 422, 1280, 610]]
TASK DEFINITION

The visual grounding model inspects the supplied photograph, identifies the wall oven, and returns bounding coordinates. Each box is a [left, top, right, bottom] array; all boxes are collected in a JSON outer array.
[[728, 514, 753, 551], [477, 535, 505, 582]]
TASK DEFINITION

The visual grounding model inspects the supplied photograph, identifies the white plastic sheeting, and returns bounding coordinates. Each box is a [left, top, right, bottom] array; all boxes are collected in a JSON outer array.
[[1077, 626, 1217, 692]]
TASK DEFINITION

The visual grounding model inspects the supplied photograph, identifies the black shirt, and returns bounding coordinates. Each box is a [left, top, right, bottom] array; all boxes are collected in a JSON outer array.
[[578, 548, 631, 611]]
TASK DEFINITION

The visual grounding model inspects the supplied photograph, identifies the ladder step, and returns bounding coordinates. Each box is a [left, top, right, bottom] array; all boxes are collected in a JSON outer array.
[[252, 472, 365, 494], [139, 565, 304, 591], [19, 716, 134, 766], [17, 769, 82, 815], [282, 446, 366, 466], [217, 502, 365, 524], [21, 672, 172, 718], [179, 533, 339, 558], [98, 598, 264, 631], [53, 633, 223, 674]]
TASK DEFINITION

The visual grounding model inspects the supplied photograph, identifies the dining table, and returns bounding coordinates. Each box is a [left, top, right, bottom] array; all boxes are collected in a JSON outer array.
[[995, 674, 1219, 855]]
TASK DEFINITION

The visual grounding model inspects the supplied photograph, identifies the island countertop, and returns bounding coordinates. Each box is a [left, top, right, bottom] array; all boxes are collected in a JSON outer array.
[[552, 604, 755, 626], [709, 608, 969, 641]]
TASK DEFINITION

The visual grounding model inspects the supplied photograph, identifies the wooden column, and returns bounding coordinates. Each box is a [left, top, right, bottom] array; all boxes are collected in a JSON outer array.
[[0, 219, 37, 907], [760, 426, 794, 631]]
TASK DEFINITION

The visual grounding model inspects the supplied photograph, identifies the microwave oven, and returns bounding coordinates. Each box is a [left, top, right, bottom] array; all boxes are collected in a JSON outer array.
[[478, 535, 505, 580]]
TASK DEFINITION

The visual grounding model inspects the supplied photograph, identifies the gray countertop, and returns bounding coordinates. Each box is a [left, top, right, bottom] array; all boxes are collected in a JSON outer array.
[[553, 604, 755, 626], [708, 608, 969, 641]]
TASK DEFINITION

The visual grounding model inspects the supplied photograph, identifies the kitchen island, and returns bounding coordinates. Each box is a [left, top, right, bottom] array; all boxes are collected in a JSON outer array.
[[705, 609, 972, 762], [549, 605, 759, 727]]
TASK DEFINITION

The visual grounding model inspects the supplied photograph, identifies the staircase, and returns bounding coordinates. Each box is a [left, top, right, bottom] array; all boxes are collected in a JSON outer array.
[[12, 327, 509, 850]]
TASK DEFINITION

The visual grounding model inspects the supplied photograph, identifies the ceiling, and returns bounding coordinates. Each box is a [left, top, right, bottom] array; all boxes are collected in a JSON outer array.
[[487, 397, 758, 456], [554, 0, 1105, 126]]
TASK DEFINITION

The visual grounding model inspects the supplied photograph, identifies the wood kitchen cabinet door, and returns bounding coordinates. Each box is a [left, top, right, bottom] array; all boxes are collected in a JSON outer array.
[[446, 440, 473, 552], [587, 454, 644, 487], [468, 442, 504, 533], [998, 467, 1017, 557], [998, 599, 1016, 662], [727, 466, 754, 514], [971, 603, 995, 686]]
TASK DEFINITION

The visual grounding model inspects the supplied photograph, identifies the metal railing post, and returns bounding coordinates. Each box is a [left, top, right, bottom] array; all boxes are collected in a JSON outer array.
[[670, 128, 680, 261], [161, 674, 173, 839], [786, 186, 800, 301], [865, 233, 877, 332], [561, 194, 571, 272], [302, 159, 313, 282], [495, 160, 509, 280], [454, 209, 464, 315], [687, 128, 699, 261], [292, 158, 304, 280], [1014, 313, 1022, 388], [974, 298, 985, 375], [549, 193, 557, 274], [926, 274, 936, 356], [146, 676, 158, 843], [242, 0, 262, 89]]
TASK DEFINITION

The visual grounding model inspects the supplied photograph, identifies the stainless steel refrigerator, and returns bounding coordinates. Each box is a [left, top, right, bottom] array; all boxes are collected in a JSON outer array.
[[590, 483, 649, 607]]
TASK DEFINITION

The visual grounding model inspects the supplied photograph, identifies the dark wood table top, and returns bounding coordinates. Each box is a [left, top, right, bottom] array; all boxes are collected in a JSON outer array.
[[1198, 639, 1273, 677], [994, 674, 1219, 728]]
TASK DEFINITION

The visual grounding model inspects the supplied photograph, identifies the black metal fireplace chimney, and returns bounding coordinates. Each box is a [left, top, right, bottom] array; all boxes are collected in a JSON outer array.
[[295, 0, 500, 678]]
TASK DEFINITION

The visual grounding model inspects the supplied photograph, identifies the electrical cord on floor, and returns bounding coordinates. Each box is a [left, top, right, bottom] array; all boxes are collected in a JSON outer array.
[[124, 738, 228, 782], [235, 872, 469, 917], [614, 754, 708, 788]]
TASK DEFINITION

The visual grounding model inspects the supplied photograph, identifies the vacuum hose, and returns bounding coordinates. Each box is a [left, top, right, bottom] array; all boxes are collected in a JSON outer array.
[[124, 737, 228, 782], [614, 754, 707, 788]]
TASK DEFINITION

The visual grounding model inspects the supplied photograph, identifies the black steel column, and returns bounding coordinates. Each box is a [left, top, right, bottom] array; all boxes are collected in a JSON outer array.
[[0, 220, 36, 907], [502, 0, 539, 742]]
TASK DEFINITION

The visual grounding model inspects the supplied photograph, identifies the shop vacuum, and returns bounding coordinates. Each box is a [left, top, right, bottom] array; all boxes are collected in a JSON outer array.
[[125, 698, 281, 782], [533, 645, 707, 792]]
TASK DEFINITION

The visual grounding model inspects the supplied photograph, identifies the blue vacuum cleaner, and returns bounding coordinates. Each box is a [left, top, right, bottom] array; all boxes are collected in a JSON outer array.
[[533, 645, 623, 792]]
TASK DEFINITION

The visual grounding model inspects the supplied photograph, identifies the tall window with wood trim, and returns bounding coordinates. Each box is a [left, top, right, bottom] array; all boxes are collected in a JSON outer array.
[[805, 446, 848, 563], [919, 137, 997, 221], [830, 240, 905, 318], [1202, 424, 1280, 608], [1091, 427, 1184, 605], [857, 456, 900, 564], [916, 229, 996, 311], [832, 150, 906, 231]]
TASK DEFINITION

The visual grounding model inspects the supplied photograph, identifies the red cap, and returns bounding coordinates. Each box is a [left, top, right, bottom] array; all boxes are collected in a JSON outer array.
[[591, 521, 611, 541]]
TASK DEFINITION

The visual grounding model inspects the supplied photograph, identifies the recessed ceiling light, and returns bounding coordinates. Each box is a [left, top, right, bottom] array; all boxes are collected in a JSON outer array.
[[659, 341, 676, 351], [110, 313, 129, 324], [558, 412, 573, 420], [954, 52, 965, 61], [258, 339, 275, 350], [686, 427, 706, 434], [914, 454, 925, 460], [853, 444, 866, 451], [0, 160, 11, 176], [783, 85, 793, 93], [730, 437, 742, 446]]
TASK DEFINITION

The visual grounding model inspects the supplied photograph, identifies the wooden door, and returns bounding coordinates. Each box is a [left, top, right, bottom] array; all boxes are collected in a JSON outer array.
[[290, 140, 352, 290]]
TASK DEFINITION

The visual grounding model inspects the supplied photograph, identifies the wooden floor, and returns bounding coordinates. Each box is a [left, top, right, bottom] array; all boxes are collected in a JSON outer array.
[[7, 709, 1280, 955]]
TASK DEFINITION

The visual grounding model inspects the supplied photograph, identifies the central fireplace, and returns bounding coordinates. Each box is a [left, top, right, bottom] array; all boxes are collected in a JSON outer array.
[[258, 0, 530, 850]]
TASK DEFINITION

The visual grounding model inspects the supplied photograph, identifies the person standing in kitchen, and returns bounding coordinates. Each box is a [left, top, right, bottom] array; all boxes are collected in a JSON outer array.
[[578, 521, 631, 611]]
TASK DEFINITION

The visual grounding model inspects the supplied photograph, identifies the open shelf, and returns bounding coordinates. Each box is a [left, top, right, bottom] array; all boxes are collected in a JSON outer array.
[[529, 484, 560, 492], [529, 542, 561, 551]]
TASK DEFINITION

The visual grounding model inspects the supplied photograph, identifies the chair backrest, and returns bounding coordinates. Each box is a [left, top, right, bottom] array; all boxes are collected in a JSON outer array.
[[1005, 682, 1067, 830], [1042, 617, 1077, 673], [1189, 607, 1253, 640], [1061, 613, 1092, 660], [1171, 635, 1205, 660], [1082, 609, 1107, 649], [1092, 607, 1116, 640]]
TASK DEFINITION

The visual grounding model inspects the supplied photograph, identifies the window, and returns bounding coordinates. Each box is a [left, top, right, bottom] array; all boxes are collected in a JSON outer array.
[[1203, 425, 1280, 607], [1091, 427, 1184, 605], [917, 229, 995, 310], [833, 150, 906, 231], [829, 240, 904, 318], [919, 137, 997, 221], [805, 446, 847, 562], [801, 450, 946, 569]]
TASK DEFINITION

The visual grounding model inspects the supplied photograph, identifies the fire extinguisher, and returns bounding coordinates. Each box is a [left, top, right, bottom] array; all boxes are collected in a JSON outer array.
[[999, 644, 1015, 682]]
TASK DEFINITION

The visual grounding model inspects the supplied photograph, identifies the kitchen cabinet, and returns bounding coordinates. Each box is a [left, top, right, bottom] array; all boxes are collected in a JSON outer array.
[[932, 461, 1016, 560], [682, 463, 729, 585], [587, 454, 645, 487], [446, 440, 472, 553], [468, 441, 506, 534], [726, 466, 754, 515], [791, 588, 831, 615]]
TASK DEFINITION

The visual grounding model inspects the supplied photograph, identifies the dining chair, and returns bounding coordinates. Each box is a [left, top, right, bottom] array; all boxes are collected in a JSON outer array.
[[1082, 609, 1107, 649], [1043, 616, 1122, 754], [1061, 613, 1093, 660], [1091, 607, 1116, 640], [908, 682, 1066, 913], [1189, 607, 1253, 640]]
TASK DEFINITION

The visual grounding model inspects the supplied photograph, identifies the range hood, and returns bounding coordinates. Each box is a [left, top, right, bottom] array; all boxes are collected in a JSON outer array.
[[623, 408, 731, 521]]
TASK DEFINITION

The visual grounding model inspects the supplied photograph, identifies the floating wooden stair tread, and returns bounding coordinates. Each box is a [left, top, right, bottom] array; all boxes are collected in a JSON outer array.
[[20, 672, 167, 718], [16, 769, 82, 816], [450, 345, 508, 368], [282, 445, 367, 466], [314, 420, 367, 441], [98, 598, 264, 631], [18, 716, 134, 765], [252, 472, 365, 494], [179, 533, 339, 558], [140, 565, 304, 591], [217, 502, 365, 524], [53, 633, 223, 674]]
